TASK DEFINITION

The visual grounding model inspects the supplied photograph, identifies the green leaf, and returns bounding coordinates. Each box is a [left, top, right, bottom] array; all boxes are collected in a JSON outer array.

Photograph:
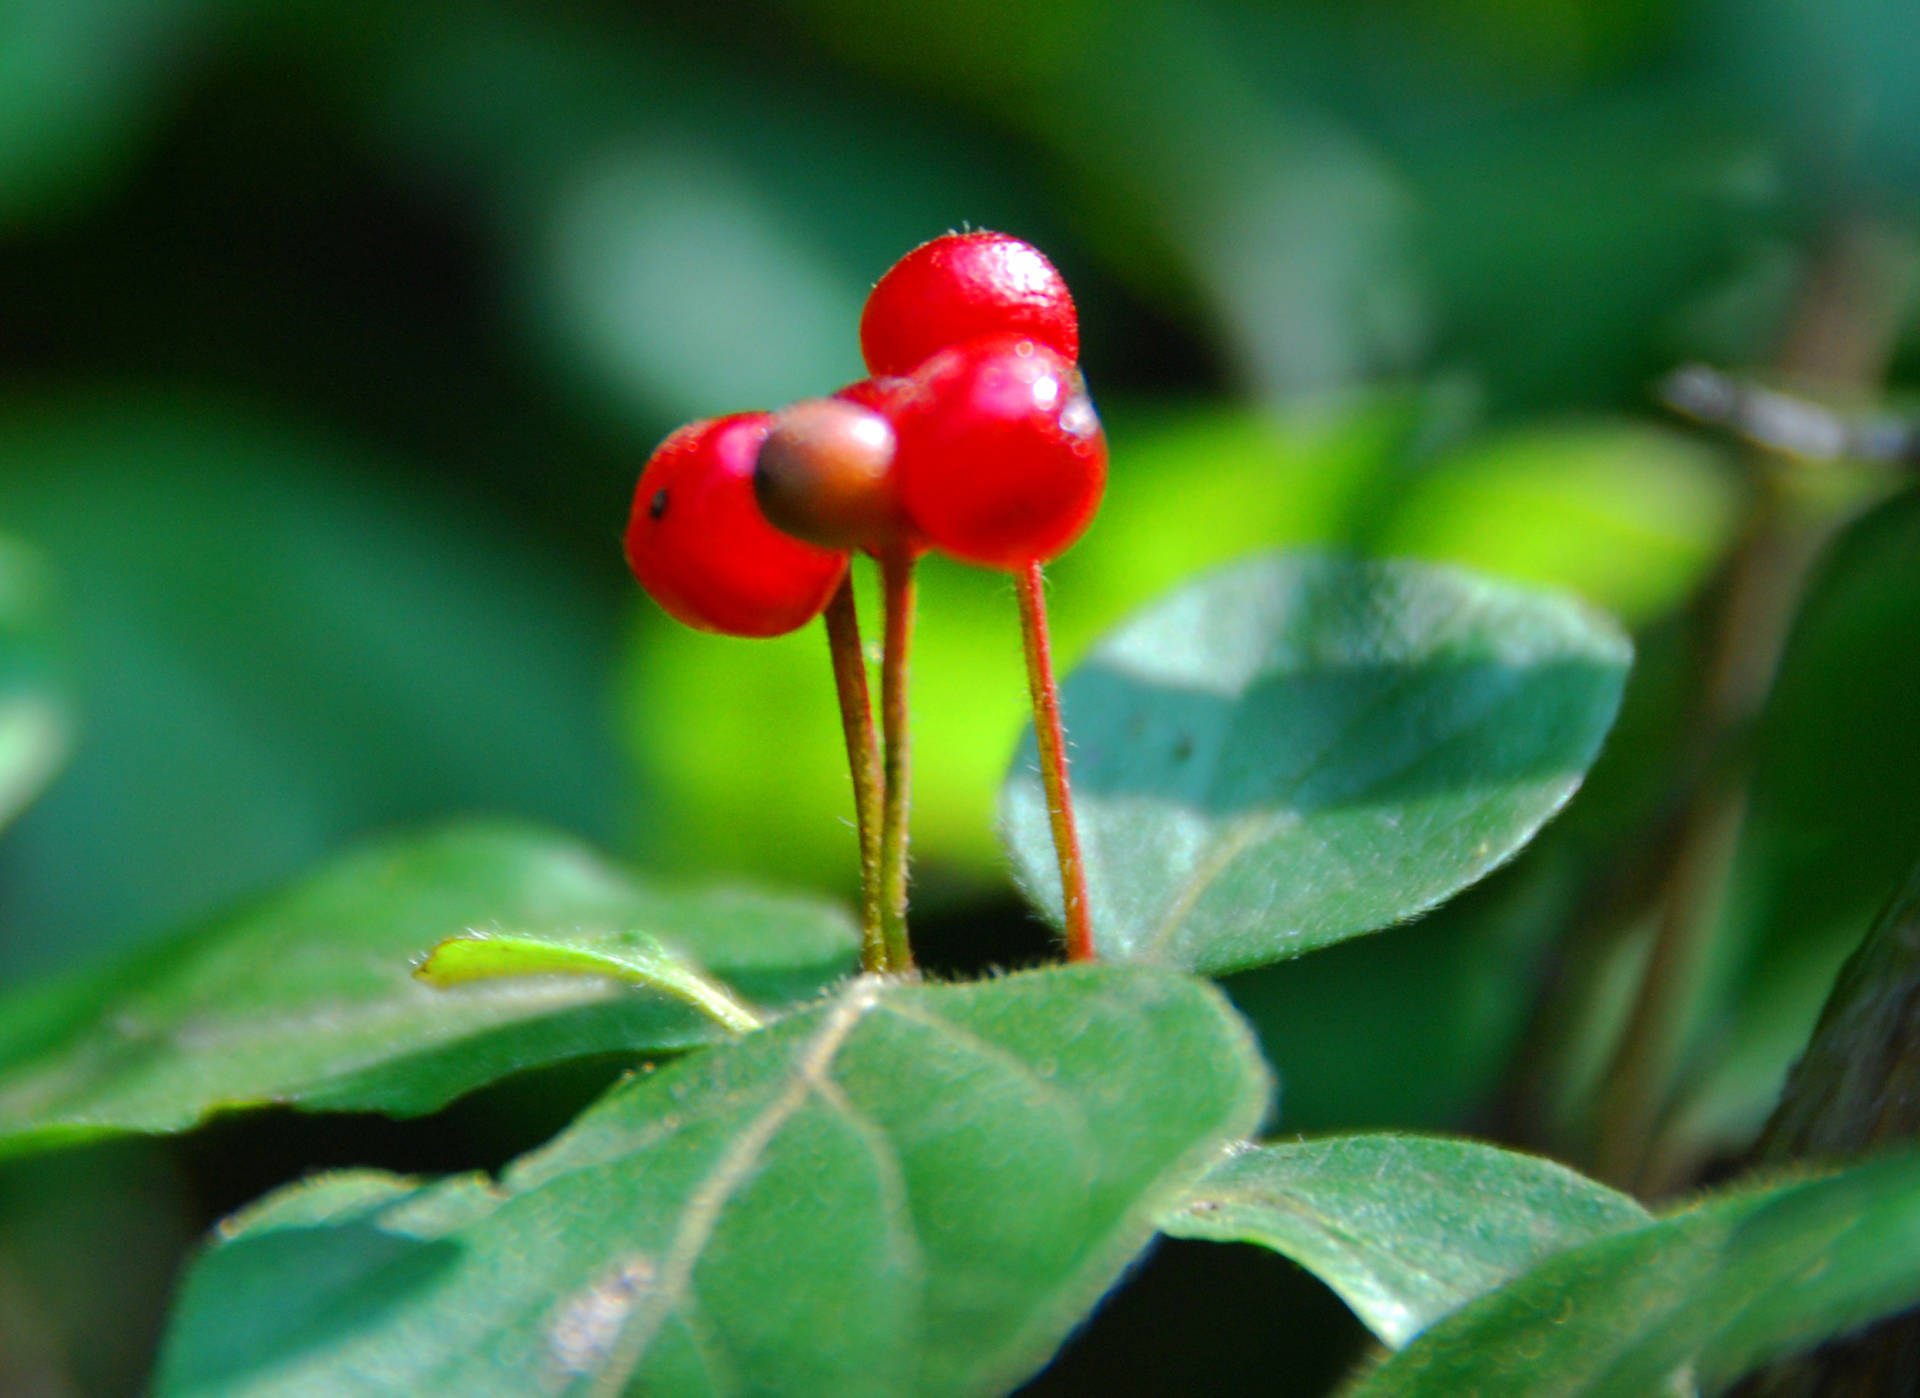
[[1344, 1150, 1920, 1397], [414, 932, 764, 1035], [0, 535, 69, 833], [0, 823, 857, 1152], [1001, 552, 1632, 974], [1161, 1134, 1648, 1348], [153, 964, 1269, 1398]]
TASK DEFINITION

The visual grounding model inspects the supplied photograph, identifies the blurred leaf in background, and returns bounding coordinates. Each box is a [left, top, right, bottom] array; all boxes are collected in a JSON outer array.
[[0, 537, 69, 837], [0, 1141, 194, 1397], [1665, 485, 1920, 1161], [0, 0, 209, 228], [1705, 0, 1920, 212], [793, 0, 1429, 398], [330, 0, 1056, 431], [0, 393, 625, 977], [1372, 423, 1741, 628]]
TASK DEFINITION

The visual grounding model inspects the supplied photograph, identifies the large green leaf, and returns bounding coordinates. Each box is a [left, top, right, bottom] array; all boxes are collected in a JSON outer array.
[[1344, 1150, 1920, 1397], [154, 964, 1268, 1398], [1001, 553, 1632, 974], [0, 536, 68, 833], [0, 823, 857, 1152], [1162, 1134, 1648, 1348]]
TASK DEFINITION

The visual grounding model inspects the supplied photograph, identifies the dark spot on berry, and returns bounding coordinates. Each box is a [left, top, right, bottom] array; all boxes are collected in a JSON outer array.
[[1172, 735, 1194, 762], [649, 489, 670, 520]]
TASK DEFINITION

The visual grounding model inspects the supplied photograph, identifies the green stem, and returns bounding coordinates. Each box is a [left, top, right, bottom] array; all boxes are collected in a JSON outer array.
[[823, 574, 885, 974], [1016, 560, 1095, 962], [877, 548, 917, 972]]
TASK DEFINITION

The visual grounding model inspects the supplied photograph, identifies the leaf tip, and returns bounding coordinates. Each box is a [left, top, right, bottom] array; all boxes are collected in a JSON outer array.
[[411, 933, 491, 988]]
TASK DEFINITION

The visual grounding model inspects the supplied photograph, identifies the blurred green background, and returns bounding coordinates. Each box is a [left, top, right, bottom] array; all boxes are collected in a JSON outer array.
[[3, 0, 1920, 1392]]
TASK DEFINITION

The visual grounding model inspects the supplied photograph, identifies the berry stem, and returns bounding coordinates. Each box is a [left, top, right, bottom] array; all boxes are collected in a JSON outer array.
[[822, 574, 885, 974], [877, 547, 918, 972], [1016, 560, 1094, 961]]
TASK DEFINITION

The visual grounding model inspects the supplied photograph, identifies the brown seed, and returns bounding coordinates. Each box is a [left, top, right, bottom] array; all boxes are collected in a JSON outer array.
[[754, 398, 903, 551]]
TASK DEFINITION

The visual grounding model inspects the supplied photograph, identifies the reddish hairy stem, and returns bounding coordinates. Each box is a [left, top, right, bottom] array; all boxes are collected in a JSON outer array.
[[822, 575, 884, 974], [877, 548, 917, 972], [1016, 560, 1094, 961]]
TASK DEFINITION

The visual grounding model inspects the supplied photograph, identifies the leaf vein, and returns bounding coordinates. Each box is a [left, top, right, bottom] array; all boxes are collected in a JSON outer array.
[[876, 1001, 1099, 1161], [812, 1076, 925, 1285], [584, 978, 884, 1397]]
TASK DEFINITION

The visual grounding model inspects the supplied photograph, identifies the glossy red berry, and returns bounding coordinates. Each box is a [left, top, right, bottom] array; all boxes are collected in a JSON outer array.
[[893, 335, 1107, 570], [834, 374, 915, 416], [625, 413, 849, 638], [859, 231, 1079, 379], [754, 397, 906, 552]]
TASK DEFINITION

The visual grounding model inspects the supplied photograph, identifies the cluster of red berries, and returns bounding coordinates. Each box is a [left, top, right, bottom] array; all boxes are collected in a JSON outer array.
[[624, 231, 1106, 636]]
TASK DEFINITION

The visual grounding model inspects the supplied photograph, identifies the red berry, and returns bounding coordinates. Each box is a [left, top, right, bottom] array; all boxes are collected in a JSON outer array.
[[860, 231, 1078, 379], [625, 413, 849, 638], [754, 397, 906, 552], [834, 374, 915, 416], [893, 335, 1107, 570]]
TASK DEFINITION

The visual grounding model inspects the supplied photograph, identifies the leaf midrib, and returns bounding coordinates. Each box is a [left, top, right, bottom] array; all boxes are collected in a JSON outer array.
[[585, 980, 886, 1397]]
